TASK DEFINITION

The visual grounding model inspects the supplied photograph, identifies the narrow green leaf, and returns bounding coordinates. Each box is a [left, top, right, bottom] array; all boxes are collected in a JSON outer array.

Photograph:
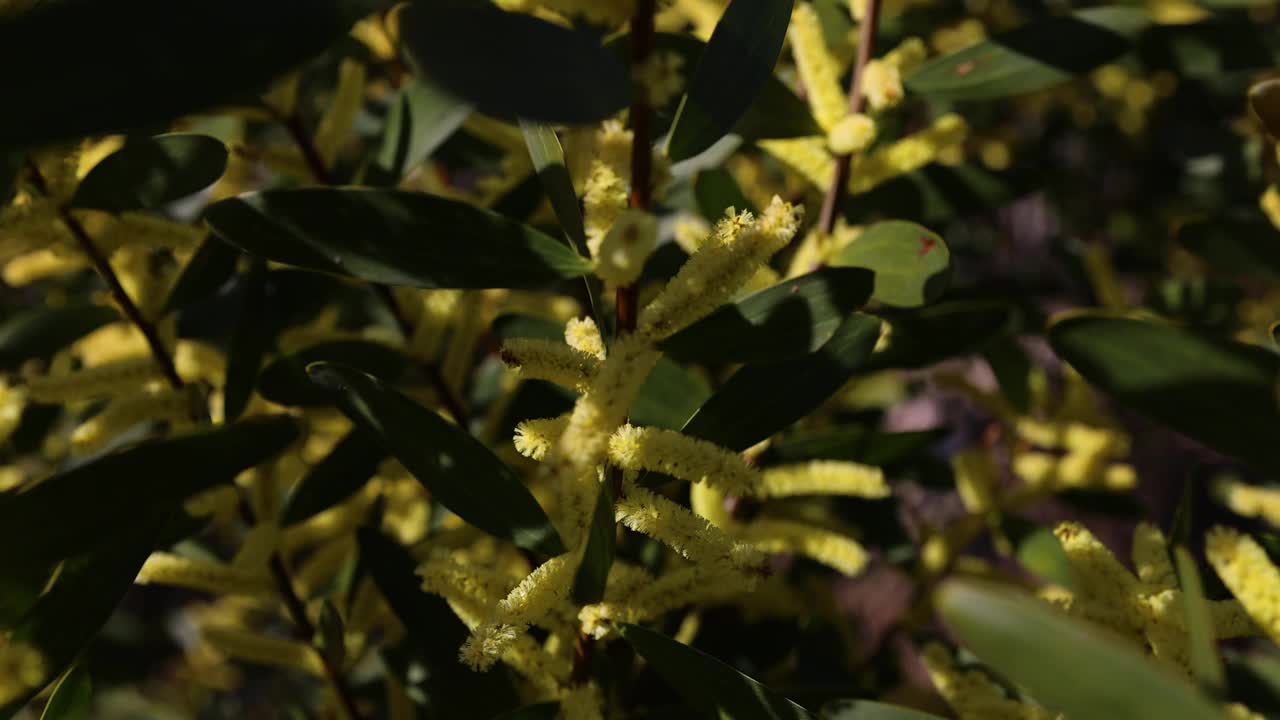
[[694, 167, 757, 221], [936, 578, 1222, 720], [630, 358, 712, 431], [223, 260, 270, 421], [39, 666, 92, 720], [1048, 313, 1280, 474], [905, 7, 1150, 101], [70, 134, 227, 212], [660, 268, 874, 365], [667, 0, 795, 161], [399, 2, 629, 124], [205, 188, 592, 289], [820, 699, 945, 720], [282, 429, 387, 526], [862, 301, 1015, 372], [1178, 216, 1280, 282], [373, 80, 471, 182], [163, 235, 239, 313], [982, 335, 1032, 413], [830, 221, 949, 308], [572, 481, 615, 605], [1173, 547, 1225, 692], [258, 340, 406, 408], [520, 122, 587, 253], [619, 623, 815, 720], [0, 0, 392, 145], [311, 364, 565, 556], [317, 600, 347, 670], [0, 304, 118, 370], [682, 313, 880, 451]]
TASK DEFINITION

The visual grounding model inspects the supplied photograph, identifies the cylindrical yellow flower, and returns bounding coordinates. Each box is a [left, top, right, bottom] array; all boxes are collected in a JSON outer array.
[[1207, 527, 1280, 644], [739, 519, 869, 576], [500, 337, 600, 392], [754, 460, 888, 499], [615, 485, 762, 570], [789, 2, 847, 132], [135, 552, 274, 597], [27, 355, 164, 403], [608, 424, 759, 495]]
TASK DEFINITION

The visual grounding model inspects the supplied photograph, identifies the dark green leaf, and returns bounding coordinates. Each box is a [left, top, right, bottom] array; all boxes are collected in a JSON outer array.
[[1005, 519, 1074, 589], [39, 666, 92, 720], [259, 340, 406, 408], [311, 364, 564, 556], [619, 622, 815, 720], [936, 578, 1221, 720], [205, 188, 591, 289], [1049, 313, 1280, 474], [373, 80, 471, 182], [630, 358, 712, 431], [982, 336, 1032, 413], [163, 235, 240, 313], [223, 260, 270, 421], [1173, 547, 1225, 692], [492, 314, 565, 343], [572, 481, 615, 605], [521, 122, 587, 253], [0, 0, 391, 145], [683, 313, 880, 451], [905, 7, 1150, 101], [771, 426, 944, 466], [70, 134, 227, 212], [695, 167, 757, 222], [0, 304, 118, 370], [317, 600, 346, 670], [861, 301, 1015, 372], [830, 221, 949, 308], [283, 429, 386, 526], [846, 164, 1040, 224], [660, 268, 874, 365], [1178, 216, 1280, 282], [399, 2, 629, 124], [820, 699, 945, 720], [667, 0, 795, 161]]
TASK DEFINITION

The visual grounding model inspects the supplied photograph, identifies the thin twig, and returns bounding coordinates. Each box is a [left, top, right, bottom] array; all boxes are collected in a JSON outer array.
[[24, 160, 184, 390], [816, 0, 883, 235]]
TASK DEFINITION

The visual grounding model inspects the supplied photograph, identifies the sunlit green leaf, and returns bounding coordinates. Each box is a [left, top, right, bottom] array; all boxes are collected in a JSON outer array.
[[830, 221, 949, 308]]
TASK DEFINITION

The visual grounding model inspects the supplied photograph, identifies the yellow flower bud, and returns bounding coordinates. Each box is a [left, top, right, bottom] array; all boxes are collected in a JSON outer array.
[[827, 113, 877, 155]]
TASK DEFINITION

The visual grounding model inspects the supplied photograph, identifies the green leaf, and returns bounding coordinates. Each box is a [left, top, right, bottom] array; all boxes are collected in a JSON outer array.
[[666, 0, 795, 161], [521, 122, 587, 253], [862, 301, 1015, 372], [830, 221, 950, 308], [70, 134, 227, 213], [572, 481, 615, 605], [982, 335, 1033, 413], [771, 426, 944, 467], [282, 429, 386, 526], [683, 313, 880, 451], [619, 623, 815, 720], [905, 7, 1150, 101], [373, 80, 471, 183], [205, 188, 591, 289], [1048, 313, 1280, 474], [223, 260, 270, 421], [39, 666, 92, 720], [163, 235, 239, 313], [846, 164, 1040, 224], [1250, 77, 1280, 140], [1006, 520, 1075, 589], [1173, 546, 1225, 693], [0, 303, 118, 370], [1178, 216, 1280, 282], [311, 363, 565, 556], [258, 340, 406, 408], [694, 167, 757, 221], [660, 268, 874, 365], [0, 0, 391, 145], [399, 2, 629, 124], [820, 699, 945, 720], [936, 578, 1222, 720], [630, 358, 712, 431]]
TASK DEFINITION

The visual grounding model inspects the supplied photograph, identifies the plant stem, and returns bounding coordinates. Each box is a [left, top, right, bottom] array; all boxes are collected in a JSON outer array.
[[24, 160, 184, 390], [816, 0, 883, 236], [617, 0, 658, 339]]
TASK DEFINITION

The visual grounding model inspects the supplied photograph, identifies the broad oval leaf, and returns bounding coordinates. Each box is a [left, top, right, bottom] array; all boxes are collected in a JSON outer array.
[[1048, 313, 1280, 474], [830, 221, 949, 308], [619, 623, 815, 720], [311, 363, 565, 556], [820, 700, 945, 720], [905, 8, 1149, 101], [683, 313, 881, 451], [399, 2, 629, 124], [40, 666, 92, 720], [666, 0, 795, 161], [0, 304, 118, 370], [70, 134, 227, 213], [660, 268, 874, 364], [282, 429, 386, 526], [936, 578, 1223, 720], [205, 188, 592, 289], [259, 340, 407, 407], [1177, 216, 1280, 282], [0, 0, 391, 145]]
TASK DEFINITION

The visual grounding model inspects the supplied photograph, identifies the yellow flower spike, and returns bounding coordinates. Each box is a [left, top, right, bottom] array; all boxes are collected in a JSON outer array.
[[615, 485, 763, 570], [847, 113, 969, 194], [514, 414, 571, 460], [418, 553, 516, 609], [827, 113, 877, 155], [594, 209, 658, 287], [495, 553, 576, 628], [1262, 185, 1280, 231], [758, 137, 835, 189], [564, 317, 605, 360], [0, 640, 45, 706], [607, 423, 760, 495], [555, 333, 661, 473], [200, 624, 326, 676], [460, 623, 524, 672], [882, 37, 928, 76], [1053, 522, 1141, 609], [739, 519, 868, 576], [952, 449, 998, 515], [559, 682, 605, 720], [754, 460, 888, 499], [71, 388, 196, 453], [26, 355, 164, 403], [861, 59, 904, 112], [3, 247, 85, 286], [580, 563, 759, 638], [500, 337, 599, 392], [1132, 523, 1176, 591], [314, 59, 367, 166], [690, 481, 733, 528], [501, 633, 573, 694], [638, 197, 802, 341], [1222, 480, 1280, 527], [0, 381, 27, 446], [441, 291, 487, 396], [921, 643, 1057, 720], [135, 553, 274, 597], [633, 50, 685, 107], [788, 2, 847, 132], [407, 289, 460, 360], [1207, 527, 1280, 644]]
